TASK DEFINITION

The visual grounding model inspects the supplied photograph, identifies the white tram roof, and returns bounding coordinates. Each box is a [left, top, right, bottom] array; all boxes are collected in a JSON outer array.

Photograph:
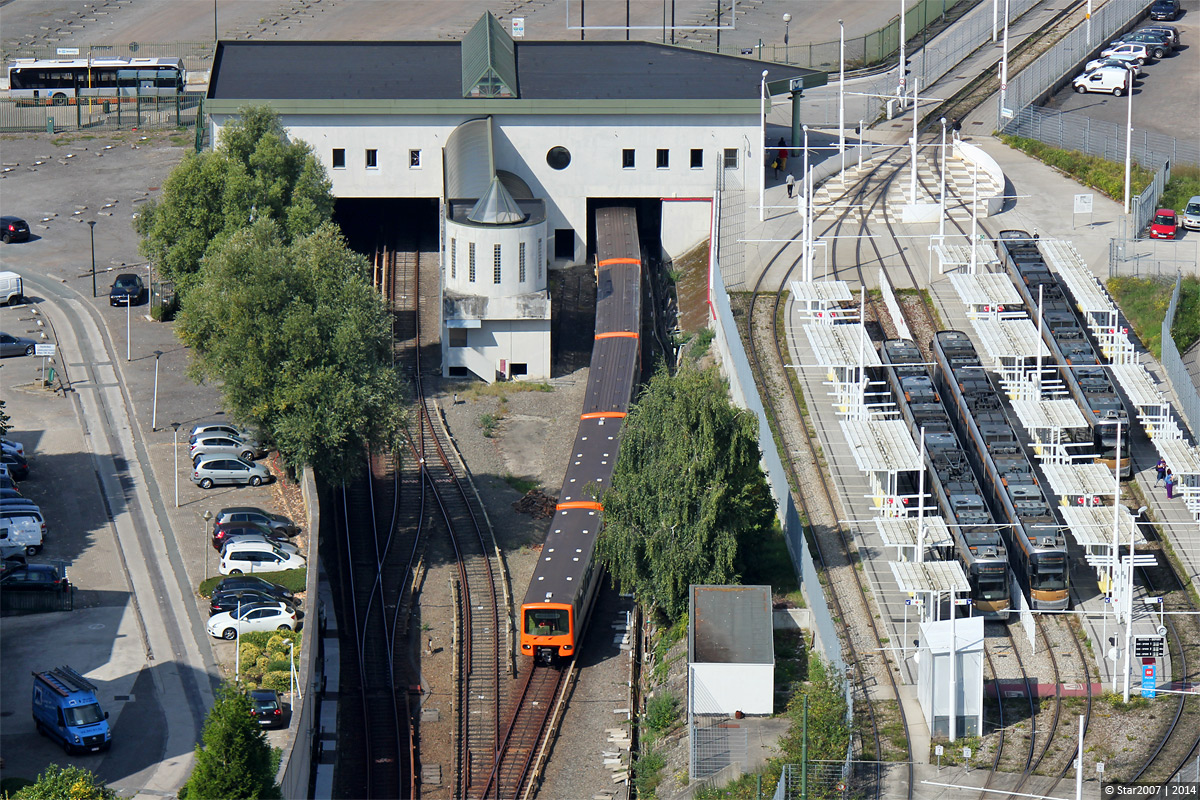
[[932, 244, 1000, 268], [1156, 437, 1200, 476], [1010, 398, 1088, 430], [1039, 240, 1113, 315], [1061, 505, 1147, 547], [874, 516, 954, 549], [789, 280, 853, 303], [969, 317, 1050, 360], [949, 272, 1023, 309], [803, 323, 881, 368], [839, 419, 921, 473], [889, 560, 969, 596], [1040, 462, 1119, 497], [1109, 363, 1166, 409]]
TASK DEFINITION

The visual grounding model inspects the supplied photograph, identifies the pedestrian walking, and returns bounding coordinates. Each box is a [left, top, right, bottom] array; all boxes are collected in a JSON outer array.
[[777, 137, 788, 173], [1154, 458, 1167, 486], [454, 393, 459, 405], [786, 173, 796, 198], [950, 117, 962, 141], [1165, 470, 1175, 499]]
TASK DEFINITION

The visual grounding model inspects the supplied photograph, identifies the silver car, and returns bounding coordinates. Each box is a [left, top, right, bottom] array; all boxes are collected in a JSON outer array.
[[189, 434, 263, 462], [190, 456, 272, 489], [0, 332, 36, 357], [191, 423, 260, 446]]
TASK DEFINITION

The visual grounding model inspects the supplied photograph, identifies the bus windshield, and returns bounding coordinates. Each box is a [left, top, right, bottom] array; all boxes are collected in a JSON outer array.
[[524, 608, 569, 636], [976, 576, 1009, 601], [1031, 565, 1067, 592]]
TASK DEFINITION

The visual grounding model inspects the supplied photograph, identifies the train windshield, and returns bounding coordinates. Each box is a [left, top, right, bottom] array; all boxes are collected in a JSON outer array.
[[976, 575, 1008, 601], [524, 608, 569, 636], [1031, 563, 1067, 592]]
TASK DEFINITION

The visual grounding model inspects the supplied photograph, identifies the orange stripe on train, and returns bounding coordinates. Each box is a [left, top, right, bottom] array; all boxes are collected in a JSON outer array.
[[556, 501, 604, 511], [598, 257, 642, 266], [595, 331, 639, 340], [581, 411, 627, 420]]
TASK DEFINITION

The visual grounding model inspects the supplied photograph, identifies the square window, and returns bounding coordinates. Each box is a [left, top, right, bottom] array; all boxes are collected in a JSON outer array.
[[332, 148, 346, 169], [366, 149, 378, 168], [656, 149, 669, 169], [622, 149, 635, 169], [409, 149, 421, 168], [723, 148, 739, 169], [510, 363, 528, 377], [469, 242, 476, 282], [691, 149, 703, 169], [494, 244, 502, 284], [449, 328, 468, 348]]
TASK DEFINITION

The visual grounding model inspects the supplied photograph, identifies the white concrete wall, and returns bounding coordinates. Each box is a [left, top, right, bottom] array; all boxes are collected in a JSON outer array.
[[689, 662, 773, 716], [661, 198, 712, 261], [443, 318, 551, 382], [445, 217, 547, 296]]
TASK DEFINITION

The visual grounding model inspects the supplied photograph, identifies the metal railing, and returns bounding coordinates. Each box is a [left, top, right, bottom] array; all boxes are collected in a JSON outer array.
[[1162, 272, 1200, 441], [1003, 104, 1200, 170], [0, 93, 205, 133], [1108, 236, 1200, 278], [1131, 160, 1172, 234]]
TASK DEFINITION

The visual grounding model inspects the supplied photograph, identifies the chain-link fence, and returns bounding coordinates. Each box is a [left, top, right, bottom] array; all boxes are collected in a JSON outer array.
[[2, 41, 216, 79], [0, 92, 205, 134], [1108, 236, 1200, 278], [1003, 105, 1200, 169], [1131, 160, 1172, 233], [1162, 272, 1200, 441]]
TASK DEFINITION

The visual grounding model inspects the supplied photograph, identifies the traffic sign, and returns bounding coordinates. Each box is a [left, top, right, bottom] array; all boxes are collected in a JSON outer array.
[[34, 343, 56, 357], [935, 745, 944, 756], [1142, 664, 1157, 698], [511, 17, 525, 37]]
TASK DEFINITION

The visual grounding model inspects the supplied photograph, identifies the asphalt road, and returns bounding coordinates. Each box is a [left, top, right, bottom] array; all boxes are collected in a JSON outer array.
[[1041, 0, 1199, 146]]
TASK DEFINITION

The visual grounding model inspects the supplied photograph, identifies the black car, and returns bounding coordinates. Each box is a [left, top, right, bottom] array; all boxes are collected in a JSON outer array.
[[248, 689, 286, 728], [211, 522, 293, 552], [0, 488, 24, 500], [216, 507, 299, 537], [0, 452, 29, 481], [213, 575, 296, 603], [0, 216, 30, 244], [210, 587, 298, 616], [109, 274, 145, 306], [0, 563, 68, 591], [1150, 0, 1178, 20]]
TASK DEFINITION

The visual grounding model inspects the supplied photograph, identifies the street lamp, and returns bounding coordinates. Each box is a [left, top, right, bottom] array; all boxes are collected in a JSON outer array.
[[88, 221, 97, 298], [126, 294, 132, 362], [171, 422, 181, 508], [1123, 80, 1134, 215], [939, 117, 948, 239], [759, 69, 769, 222], [838, 19, 846, 170], [783, 13, 791, 47], [151, 351, 162, 431], [203, 509, 213, 582]]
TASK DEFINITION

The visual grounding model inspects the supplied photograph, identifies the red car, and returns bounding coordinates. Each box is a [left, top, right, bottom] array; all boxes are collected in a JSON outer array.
[[1149, 209, 1177, 239]]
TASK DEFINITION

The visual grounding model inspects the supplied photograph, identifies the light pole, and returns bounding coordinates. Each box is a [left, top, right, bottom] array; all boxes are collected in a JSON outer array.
[[171, 422, 181, 508], [203, 509, 213, 582], [88, 221, 97, 297], [838, 19, 846, 170], [214, 0, 218, 42], [783, 13, 791, 48], [288, 639, 299, 702], [1123, 80, 1133, 214], [125, 292, 131, 362], [235, 598, 242, 681], [152, 350, 162, 431], [759, 69, 769, 222], [802, 124, 812, 282], [898, 0, 907, 100], [939, 117, 948, 239], [999, 0, 1011, 119]]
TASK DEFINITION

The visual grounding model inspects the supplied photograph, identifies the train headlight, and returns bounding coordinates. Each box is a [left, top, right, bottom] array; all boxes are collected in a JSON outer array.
[[522, 644, 531, 650]]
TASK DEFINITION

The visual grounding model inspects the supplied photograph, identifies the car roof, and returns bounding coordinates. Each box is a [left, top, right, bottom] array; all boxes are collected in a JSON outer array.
[[114, 273, 140, 280], [250, 689, 279, 698], [223, 540, 285, 553], [0, 216, 24, 223], [219, 506, 270, 515], [1155, 208, 1176, 215]]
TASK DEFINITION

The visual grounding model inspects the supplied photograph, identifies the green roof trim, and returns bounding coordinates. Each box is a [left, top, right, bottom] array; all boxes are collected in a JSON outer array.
[[461, 12, 518, 99], [206, 98, 766, 116]]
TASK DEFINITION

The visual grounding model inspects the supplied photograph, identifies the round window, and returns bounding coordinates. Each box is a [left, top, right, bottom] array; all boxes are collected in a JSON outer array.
[[546, 146, 571, 170]]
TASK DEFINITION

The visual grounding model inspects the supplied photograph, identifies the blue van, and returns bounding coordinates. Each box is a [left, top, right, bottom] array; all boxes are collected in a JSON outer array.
[[32, 666, 112, 753]]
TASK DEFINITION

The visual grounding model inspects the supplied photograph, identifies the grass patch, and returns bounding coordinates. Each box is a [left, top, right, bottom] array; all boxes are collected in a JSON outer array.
[[1106, 276, 1200, 358], [501, 473, 539, 494], [198, 568, 307, 598], [644, 691, 681, 734], [633, 748, 667, 797], [999, 134, 1153, 201], [463, 381, 553, 401], [689, 326, 716, 359], [478, 412, 500, 437], [1160, 164, 1200, 214]]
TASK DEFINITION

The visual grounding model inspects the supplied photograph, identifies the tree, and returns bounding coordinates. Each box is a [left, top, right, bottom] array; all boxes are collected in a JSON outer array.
[[0, 399, 10, 436], [135, 105, 334, 297], [12, 764, 116, 800], [176, 219, 405, 483], [183, 683, 282, 800], [596, 363, 776, 620]]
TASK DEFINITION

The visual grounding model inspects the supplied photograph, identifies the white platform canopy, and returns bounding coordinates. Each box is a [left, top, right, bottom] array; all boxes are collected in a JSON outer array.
[[1110, 362, 1177, 440], [1011, 398, 1089, 464], [1039, 239, 1133, 365], [840, 419, 922, 513], [875, 516, 954, 561], [890, 560, 970, 622], [949, 273, 1024, 319], [1156, 437, 1200, 477], [1062, 505, 1146, 548], [790, 280, 854, 324], [1040, 462, 1119, 500], [969, 317, 1050, 400], [805, 323, 879, 418], [933, 243, 1000, 275]]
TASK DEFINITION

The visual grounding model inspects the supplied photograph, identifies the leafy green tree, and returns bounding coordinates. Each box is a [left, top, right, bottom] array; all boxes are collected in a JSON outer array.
[[597, 363, 776, 620], [177, 219, 404, 483], [135, 105, 333, 296], [0, 399, 10, 436], [183, 683, 282, 800], [12, 764, 116, 800]]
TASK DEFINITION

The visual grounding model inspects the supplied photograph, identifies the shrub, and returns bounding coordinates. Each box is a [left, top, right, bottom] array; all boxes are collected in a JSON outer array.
[[260, 671, 292, 692], [239, 642, 263, 665], [633, 748, 667, 797], [645, 692, 680, 734], [265, 658, 291, 673], [999, 134, 1154, 201]]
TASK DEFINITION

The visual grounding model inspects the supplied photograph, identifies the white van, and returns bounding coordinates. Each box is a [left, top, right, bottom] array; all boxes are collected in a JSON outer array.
[[0, 518, 44, 555], [1072, 67, 1129, 96], [0, 272, 23, 306]]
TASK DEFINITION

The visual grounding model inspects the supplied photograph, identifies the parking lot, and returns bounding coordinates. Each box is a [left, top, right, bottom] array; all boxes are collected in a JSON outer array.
[[1042, 0, 1199, 145]]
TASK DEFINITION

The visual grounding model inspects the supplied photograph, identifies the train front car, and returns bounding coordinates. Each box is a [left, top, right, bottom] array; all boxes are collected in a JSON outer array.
[[520, 206, 642, 664]]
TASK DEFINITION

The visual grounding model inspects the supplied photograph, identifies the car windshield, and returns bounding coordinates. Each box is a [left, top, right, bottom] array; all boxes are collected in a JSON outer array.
[[1154, 214, 1174, 225], [253, 695, 278, 711], [63, 703, 105, 727], [237, 458, 256, 468], [114, 277, 139, 289], [1186, 202, 1200, 214]]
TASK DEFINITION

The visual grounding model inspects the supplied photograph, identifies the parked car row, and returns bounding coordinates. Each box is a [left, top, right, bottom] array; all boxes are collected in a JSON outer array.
[[1, 439, 43, 556], [1072, 23, 1181, 96], [188, 422, 274, 489]]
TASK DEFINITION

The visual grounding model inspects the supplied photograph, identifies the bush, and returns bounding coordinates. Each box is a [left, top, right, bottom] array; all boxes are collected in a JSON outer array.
[[239, 642, 263, 666], [260, 671, 292, 692], [999, 134, 1154, 201], [236, 630, 300, 683], [198, 568, 307, 598], [645, 692, 680, 734], [633, 748, 667, 797], [265, 658, 291, 673]]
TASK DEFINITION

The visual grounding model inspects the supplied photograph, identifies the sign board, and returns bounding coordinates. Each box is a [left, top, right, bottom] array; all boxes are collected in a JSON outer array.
[[1142, 664, 1157, 698], [511, 17, 525, 37], [1074, 194, 1094, 214], [1000, 107, 1014, 119], [953, 598, 972, 606], [56, 47, 80, 55], [935, 745, 944, 756], [1134, 636, 1166, 658], [34, 343, 56, 357]]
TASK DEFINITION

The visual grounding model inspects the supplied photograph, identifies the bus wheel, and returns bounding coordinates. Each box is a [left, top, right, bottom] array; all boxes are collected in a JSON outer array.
[[51, 93, 67, 106]]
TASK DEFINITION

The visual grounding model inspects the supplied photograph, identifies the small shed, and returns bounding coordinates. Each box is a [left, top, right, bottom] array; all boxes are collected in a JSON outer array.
[[688, 585, 774, 716], [917, 616, 984, 739]]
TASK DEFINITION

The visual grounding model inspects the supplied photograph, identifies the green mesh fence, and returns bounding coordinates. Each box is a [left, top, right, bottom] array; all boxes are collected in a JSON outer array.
[[0, 92, 205, 133]]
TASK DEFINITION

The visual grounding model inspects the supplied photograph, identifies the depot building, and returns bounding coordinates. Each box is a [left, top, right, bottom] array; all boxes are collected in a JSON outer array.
[[206, 14, 823, 383]]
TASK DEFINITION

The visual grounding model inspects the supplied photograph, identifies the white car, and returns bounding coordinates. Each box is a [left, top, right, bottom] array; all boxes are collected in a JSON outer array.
[[1100, 42, 1151, 63], [219, 540, 306, 575], [0, 438, 23, 457], [206, 601, 297, 640], [1183, 195, 1200, 231], [219, 533, 301, 557], [1072, 67, 1129, 96]]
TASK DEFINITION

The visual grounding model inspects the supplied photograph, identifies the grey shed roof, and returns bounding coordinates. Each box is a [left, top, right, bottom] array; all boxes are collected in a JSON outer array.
[[689, 585, 774, 665], [207, 40, 824, 103], [462, 12, 518, 98]]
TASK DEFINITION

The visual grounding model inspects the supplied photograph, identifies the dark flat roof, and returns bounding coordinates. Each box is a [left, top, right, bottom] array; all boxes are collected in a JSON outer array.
[[689, 585, 774, 665], [208, 40, 823, 102]]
